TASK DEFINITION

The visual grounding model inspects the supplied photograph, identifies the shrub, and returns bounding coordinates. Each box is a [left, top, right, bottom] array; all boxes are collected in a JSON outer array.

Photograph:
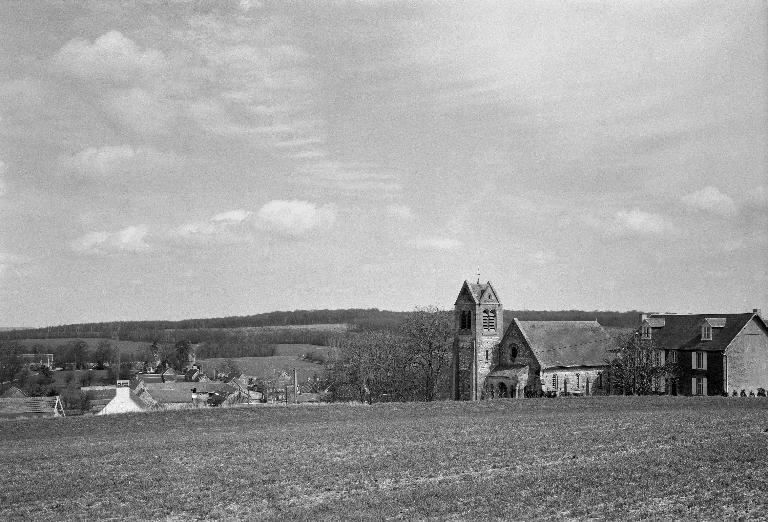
[[757, 388, 766, 397]]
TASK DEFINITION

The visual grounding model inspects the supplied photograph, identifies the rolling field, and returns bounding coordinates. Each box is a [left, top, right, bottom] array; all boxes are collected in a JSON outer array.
[[197, 354, 324, 381], [1, 397, 767, 520]]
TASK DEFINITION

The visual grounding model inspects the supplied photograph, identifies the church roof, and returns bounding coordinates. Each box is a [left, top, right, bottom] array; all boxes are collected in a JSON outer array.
[[515, 320, 614, 369], [455, 280, 501, 305]]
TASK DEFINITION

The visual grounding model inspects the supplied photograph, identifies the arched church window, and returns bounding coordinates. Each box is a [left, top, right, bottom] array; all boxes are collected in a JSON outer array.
[[510, 344, 519, 359], [460, 311, 472, 330]]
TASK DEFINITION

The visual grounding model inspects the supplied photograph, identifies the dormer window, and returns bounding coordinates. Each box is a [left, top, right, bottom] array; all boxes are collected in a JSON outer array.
[[701, 324, 712, 341], [482, 309, 496, 331], [641, 323, 651, 339]]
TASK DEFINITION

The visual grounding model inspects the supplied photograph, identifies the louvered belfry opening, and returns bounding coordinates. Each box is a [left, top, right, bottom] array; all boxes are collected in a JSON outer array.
[[482, 309, 496, 331]]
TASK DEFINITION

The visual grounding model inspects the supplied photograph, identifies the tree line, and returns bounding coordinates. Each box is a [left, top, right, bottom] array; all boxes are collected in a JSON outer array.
[[0, 308, 643, 341]]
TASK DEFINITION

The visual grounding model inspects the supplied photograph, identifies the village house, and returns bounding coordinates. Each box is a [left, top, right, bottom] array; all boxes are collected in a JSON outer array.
[[638, 310, 768, 396], [94, 380, 147, 415], [452, 280, 614, 399]]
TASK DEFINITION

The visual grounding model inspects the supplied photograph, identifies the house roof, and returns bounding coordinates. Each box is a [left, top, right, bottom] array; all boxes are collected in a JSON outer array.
[[639, 313, 761, 352], [139, 381, 234, 404], [515, 320, 614, 368], [0, 386, 27, 398]]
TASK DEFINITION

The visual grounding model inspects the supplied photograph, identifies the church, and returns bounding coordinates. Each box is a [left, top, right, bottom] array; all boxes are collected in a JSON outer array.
[[452, 280, 615, 399]]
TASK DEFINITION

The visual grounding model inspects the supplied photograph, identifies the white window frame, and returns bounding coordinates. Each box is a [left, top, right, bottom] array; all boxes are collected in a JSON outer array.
[[702, 324, 712, 341], [668, 350, 677, 363], [552, 373, 558, 390], [692, 351, 708, 370]]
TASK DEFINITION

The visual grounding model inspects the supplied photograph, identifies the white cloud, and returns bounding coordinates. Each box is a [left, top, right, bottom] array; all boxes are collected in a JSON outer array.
[[58, 145, 178, 177], [681, 186, 737, 216], [529, 250, 554, 266], [386, 204, 414, 221], [0, 160, 6, 196], [212, 209, 253, 222], [0, 252, 23, 279], [256, 200, 336, 236], [614, 209, 672, 235], [744, 186, 768, 208], [53, 31, 166, 86], [70, 225, 151, 254], [410, 237, 462, 250]]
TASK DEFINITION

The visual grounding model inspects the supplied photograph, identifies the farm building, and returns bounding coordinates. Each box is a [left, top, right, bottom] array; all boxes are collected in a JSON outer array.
[[133, 380, 236, 409], [91, 381, 147, 415], [637, 310, 768, 396], [0, 386, 27, 398], [0, 396, 64, 419], [452, 280, 614, 399]]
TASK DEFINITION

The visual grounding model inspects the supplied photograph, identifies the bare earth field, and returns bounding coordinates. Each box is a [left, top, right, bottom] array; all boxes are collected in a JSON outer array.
[[1, 397, 766, 520]]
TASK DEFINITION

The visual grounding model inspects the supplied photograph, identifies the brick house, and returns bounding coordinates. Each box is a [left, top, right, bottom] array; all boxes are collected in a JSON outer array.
[[637, 310, 768, 396], [452, 280, 613, 399]]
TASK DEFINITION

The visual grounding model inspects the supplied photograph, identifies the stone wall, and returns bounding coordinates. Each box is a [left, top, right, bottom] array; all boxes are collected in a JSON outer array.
[[541, 368, 606, 396], [725, 317, 768, 395]]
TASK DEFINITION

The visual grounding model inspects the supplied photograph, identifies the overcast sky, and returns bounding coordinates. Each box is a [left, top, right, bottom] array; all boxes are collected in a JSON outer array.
[[1, 1, 766, 326]]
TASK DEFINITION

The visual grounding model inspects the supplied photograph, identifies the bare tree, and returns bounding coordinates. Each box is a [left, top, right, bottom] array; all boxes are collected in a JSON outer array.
[[400, 306, 453, 401], [606, 334, 678, 395]]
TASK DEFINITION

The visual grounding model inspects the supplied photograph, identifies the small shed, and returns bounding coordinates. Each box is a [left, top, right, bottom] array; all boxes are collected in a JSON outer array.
[[0, 396, 65, 419]]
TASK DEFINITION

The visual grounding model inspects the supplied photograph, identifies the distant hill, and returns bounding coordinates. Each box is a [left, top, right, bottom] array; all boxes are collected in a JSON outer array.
[[0, 308, 643, 342]]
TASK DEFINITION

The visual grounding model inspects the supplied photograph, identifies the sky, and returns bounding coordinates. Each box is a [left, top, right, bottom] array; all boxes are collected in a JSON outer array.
[[0, 1, 766, 326]]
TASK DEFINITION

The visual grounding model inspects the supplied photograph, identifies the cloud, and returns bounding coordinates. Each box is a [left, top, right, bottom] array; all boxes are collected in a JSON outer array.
[[58, 145, 179, 177], [70, 225, 151, 254], [256, 200, 336, 236], [744, 186, 768, 208], [529, 250, 554, 266], [298, 160, 402, 196], [53, 31, 166, 86], [681, 186, 737, 216], [386, 204, 414, 221], [212, 209, 253, 222], [410, 237, 462, 250], [0, 252, 24, 279], [0, 160, 5, 196], [613, 209, 672, 235]]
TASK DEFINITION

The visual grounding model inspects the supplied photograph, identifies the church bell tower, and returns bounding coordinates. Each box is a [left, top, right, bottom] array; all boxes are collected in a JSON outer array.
[[452, 279, 503, 400]]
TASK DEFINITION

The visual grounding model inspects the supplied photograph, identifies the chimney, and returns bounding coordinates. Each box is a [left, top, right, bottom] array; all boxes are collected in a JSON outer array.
[[116, 380, 130, 399], [754, 308, 762, 316], [640, 313, 649, 323]]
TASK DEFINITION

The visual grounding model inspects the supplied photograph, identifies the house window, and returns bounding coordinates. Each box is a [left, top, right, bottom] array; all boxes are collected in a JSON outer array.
[[485, 350, 489, 361], [576, 373, 580, 389], [702, 324, 712, 341], [668, 350, 677, 363], [596, 372, 603, 389], [641, 324, 651, 339], [692, 351, 707, 370], [552, 373, 557, 390], [694, 377, 707, 396], [653, 350, 661, 366]]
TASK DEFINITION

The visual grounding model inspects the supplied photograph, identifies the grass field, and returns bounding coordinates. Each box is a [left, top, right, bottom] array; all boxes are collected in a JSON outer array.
[[1, 397, 766, 520], [197, 354, 325, 381]]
